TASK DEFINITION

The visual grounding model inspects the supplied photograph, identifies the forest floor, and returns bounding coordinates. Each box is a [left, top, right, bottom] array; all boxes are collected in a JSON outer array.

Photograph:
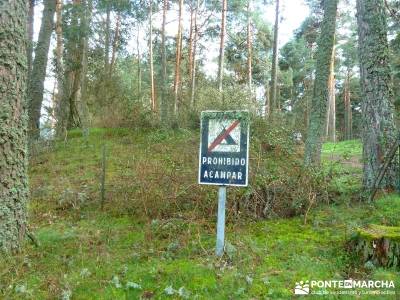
[[1, 128, 400, 299]]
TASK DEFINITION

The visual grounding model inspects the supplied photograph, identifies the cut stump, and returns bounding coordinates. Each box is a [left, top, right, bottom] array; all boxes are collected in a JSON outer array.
[[348, 224, 400, 269]]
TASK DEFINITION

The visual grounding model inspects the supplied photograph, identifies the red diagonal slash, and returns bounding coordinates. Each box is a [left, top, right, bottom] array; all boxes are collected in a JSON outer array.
[[208, 120, 240, 152]]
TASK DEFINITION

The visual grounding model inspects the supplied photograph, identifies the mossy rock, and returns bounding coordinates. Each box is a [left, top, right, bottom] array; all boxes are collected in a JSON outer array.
[[348, 224, 400, 269]]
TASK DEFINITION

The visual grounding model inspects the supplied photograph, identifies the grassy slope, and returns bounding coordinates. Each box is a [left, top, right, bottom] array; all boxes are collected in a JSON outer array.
[[1, 130, 399, 299]]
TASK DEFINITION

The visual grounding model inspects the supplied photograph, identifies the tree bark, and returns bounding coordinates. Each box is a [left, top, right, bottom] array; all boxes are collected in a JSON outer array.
[[27, 0, 35, 81], [325, 46, 336, 142], [109, 13, 120, 76], [104, 0, 111, 74], [149, 0, 156, 112], [161, 0, 168, 124], [356, 0, 397, 190], [137, 23, 142, 101], [270, 0, 280, 113], [55, 0, 64, 137], [343, 70, 352, 140], [264, 83, 270, 118], [304, 0, 338, 165], [28, 0, 56, 139], [348, 224, 400, 269], [190, 0, 199, 108], [62, 0, 90, 130], [173, 0, 183, 115], [217, 0, 227, 93], [0, 0, 29, 253], [188, 1, 194, 80], [247, 0, 252, 97]]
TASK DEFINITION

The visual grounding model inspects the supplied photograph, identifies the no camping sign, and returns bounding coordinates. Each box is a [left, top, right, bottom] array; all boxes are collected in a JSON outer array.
[[198, 111, 250, 186]]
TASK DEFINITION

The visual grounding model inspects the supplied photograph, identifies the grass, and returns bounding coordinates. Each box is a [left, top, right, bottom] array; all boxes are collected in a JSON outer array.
[[1, 129, 399, 299], [322, 139, 362, 158], [322, 139, 364, 202]]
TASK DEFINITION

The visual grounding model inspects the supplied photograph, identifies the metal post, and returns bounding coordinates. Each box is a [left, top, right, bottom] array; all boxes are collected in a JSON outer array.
[[216, 186, 226, 256]]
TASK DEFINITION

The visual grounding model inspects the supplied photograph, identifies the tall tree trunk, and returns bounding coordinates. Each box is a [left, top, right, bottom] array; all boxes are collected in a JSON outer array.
[[270, 0, 280, 113], [304, 0, 338, 165], [28, 0, 56, 139], [303, 79, 311, 129], [104, 0, 111, 74], [325, 46, 336, 142], [109, 13, 120, 76], [247, 0, 252, 97], [190, 0, 199, 108], [174, 0, 183, 116], [0, 0, 29, 253], [55, 0, 64, 137], [27, 0, 35, 81], [344, 70, 352, 140], [356, 0, 397, 190], [217, 0, 227, 93], [264, 83, 270, 118], [137, 23, 142, 101], [188, 1, 194, 80], [149, 0, 156, 112], [66, 0, 90, 129], [161, 0, 168, 124]]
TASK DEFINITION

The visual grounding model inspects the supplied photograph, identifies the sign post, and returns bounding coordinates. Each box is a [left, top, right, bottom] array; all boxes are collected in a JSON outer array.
[[216, 186, 226, 256], [198, 111, 250, 256]]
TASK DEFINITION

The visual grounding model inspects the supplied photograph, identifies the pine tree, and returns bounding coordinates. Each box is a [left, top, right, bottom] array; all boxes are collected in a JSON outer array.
[[304, 0, 338, 165], [160, 0, 169, 124], [356, 0, 397, 190], [217, 0, 227, 93], [173, 0, 183, 115], [270, 0, 280, 113], [0, 0, 29, 253], [28, 0, 56, 139]]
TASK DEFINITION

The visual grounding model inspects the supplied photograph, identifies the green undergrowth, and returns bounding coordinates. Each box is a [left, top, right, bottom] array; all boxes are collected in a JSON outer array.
[[1, 129, 399, 299], [323, 140, 362, 158], [322, 140, 363, 202]]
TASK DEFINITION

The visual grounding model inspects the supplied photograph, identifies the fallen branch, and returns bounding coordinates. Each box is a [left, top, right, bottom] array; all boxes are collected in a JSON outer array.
[[26, 230, 40, 247], [369, 135, 399, 201]]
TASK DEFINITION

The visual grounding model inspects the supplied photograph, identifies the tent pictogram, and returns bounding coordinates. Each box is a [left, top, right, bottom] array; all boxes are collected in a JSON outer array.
[[208, 120, 240, 152]]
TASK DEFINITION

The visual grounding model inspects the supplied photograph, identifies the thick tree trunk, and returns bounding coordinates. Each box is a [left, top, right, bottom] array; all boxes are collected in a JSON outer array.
[[149, 0, 156, 112], [27, 0, 35, 81], [161, 0, 168, 123], [0, 0, 29, 253], [68, 0, 91, 128], [217, 0, 227, 93], [104, 1, 111, 74], [109, 13, 120, 76], [270, 0, 280, 113], [173, 0, 183, 116], [247, 0, 252, 97], [28, 0, 56, 139], [304, 0, 338, 165], [325, 46, 336, 142], [61, 0, 90, 130], [356, 0, 397, 190]]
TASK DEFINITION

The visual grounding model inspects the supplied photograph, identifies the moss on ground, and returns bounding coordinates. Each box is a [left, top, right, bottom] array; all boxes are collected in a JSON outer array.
[[1, 130, 399, 299], [357, 225, 400, 242]]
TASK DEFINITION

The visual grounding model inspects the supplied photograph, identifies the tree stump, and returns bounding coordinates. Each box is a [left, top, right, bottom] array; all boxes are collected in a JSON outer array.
[[348, 224, 400, 269]]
